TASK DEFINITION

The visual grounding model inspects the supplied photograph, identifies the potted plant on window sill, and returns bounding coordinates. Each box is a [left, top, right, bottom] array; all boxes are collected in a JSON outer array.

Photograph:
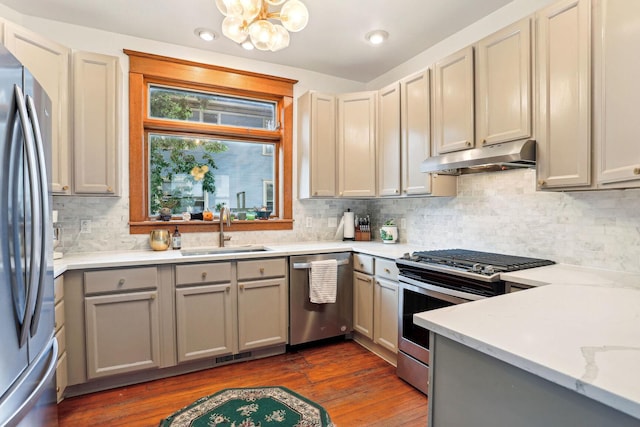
[[380, 219, 398, 244]]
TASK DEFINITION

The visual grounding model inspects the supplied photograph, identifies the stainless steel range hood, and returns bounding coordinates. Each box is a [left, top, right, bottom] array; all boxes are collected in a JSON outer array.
[[420, 139, 537, 175]]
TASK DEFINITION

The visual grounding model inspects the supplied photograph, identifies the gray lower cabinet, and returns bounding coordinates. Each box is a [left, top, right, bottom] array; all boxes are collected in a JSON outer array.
[[82, 266, 163, 380], [175, 262, 236, 363], [237, 259, 288, 351], [84, 290, 160, 379]]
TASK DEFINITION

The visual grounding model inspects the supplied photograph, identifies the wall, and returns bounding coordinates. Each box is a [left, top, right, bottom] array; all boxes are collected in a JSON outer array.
[[370, 170, 640, 274]]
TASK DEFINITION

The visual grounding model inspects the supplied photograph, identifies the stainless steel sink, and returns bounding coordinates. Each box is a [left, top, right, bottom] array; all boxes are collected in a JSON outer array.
[[180, 245, 270, 256]]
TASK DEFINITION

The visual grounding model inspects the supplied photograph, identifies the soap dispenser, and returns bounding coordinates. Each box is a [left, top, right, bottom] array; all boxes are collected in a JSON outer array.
[[172, 225, 181, 250]]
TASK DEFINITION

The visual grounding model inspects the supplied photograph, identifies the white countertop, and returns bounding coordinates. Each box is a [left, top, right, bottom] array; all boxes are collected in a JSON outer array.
[[53, 241, 419, 277], [415, 265, 640, 420]]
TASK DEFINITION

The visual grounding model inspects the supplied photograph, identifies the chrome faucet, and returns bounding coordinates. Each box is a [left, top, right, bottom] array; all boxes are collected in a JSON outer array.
[[219, 205, 232, 247]]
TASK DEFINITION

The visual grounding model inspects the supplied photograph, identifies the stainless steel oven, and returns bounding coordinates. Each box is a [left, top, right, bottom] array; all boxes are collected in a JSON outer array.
[[395, 249, 554, 394]]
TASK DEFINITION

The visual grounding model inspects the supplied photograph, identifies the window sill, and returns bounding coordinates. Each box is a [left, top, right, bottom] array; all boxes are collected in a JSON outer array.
[[129, 219, 294, 234]]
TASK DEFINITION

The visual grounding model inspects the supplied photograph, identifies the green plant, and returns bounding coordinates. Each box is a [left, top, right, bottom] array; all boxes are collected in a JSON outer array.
[[383, 219, 396, 226]]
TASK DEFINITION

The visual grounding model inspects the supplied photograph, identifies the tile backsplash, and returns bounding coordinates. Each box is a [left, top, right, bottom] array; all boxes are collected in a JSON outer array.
[[53, 169, 640, 273]]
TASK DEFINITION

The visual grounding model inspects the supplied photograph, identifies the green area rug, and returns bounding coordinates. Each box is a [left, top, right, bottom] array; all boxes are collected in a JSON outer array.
[[159, 386, 335, 427]]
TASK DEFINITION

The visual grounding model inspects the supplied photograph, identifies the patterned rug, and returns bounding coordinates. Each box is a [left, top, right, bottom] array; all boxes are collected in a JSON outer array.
[[159, 386, 335, 427]]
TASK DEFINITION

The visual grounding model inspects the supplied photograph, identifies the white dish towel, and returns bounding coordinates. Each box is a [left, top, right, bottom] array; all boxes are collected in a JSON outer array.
[[309, 259, 338, 304]]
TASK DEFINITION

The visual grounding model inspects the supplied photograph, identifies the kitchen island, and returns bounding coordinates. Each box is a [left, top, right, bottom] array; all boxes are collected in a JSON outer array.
[[415, 265, 640, 426]]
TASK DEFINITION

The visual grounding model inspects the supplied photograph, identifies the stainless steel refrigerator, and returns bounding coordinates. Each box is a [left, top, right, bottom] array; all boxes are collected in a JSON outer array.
[[0, 45, 58, 426]]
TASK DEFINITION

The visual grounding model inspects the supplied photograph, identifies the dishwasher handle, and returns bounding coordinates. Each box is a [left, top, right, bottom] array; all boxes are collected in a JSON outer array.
[[292, 259, 350, 270]]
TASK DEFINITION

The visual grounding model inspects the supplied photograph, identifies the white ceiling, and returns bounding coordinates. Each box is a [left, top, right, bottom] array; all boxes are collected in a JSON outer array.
[[0, 0, 514, 82]]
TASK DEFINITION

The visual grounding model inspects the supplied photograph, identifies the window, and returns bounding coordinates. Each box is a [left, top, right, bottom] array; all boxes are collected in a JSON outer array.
[[126, 50, 296, 234]]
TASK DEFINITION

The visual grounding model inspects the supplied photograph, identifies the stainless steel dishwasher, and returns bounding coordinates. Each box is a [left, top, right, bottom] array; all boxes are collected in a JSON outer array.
[[289, 252, 353, 345]]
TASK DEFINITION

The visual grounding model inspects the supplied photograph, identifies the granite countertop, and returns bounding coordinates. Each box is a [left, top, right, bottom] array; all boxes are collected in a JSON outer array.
[[415, 265, 640, 420], [53, 241, 420, 277]]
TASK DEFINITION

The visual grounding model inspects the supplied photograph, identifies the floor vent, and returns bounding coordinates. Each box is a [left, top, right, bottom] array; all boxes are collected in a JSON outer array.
[[216, 352, 252, 364]]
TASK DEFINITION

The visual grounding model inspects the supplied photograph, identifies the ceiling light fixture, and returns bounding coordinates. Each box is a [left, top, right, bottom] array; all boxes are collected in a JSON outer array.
[[215, 0, 309, 52], [195, 28, 218, 41], [365, 30, 389, 45]]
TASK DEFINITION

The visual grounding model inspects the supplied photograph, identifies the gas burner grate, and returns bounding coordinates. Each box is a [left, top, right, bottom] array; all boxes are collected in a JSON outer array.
[[412, 249, 555, 272]]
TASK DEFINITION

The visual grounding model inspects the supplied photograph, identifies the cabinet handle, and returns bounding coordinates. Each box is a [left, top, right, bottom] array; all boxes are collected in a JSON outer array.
[[538, 179, 546, 187], [62, 185, 69, 191], [118, 278, 125, 286], [107, 186, 113, 193], [313, 191, 318, 196], [150, 294, 156, 300], [259, 267, 265, 274], [339, 192, 343, 196], [360, 263, 364, 268], [56, 386, 60, 393], [482, 139, 486, 145], [226, 286, 230, 292], [54, 321, 57, 329], [465, 141, 471, 147], [634, 168, 640, 175], [394, 189, 399, 194], [384, 268, 390, 273], [201, 272, 207, 280], [240, 284, 244, 290]]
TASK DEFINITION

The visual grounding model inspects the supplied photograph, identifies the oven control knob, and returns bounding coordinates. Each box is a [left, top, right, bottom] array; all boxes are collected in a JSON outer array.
[[483, 265, 495, 275], [472, 263, 482, 273]]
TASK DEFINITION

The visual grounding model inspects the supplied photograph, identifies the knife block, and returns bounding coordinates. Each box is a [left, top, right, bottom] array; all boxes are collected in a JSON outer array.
[[355, 230, 371, 241]]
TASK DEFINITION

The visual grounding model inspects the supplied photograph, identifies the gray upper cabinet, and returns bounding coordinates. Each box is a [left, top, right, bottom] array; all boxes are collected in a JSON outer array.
[[476, 18, 532, 147], [4, 22, 71, 194], [377, 82, 402, 197], [593, 0, 640, 189], [433, 46, 475, 154], [536, 0, 591, 190], [297, 91, 337, 198], [72, 51, 120, 195], [337, 91, 377, 197]]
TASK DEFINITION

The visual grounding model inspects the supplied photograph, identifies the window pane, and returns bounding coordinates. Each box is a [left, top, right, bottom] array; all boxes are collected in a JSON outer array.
[[149, 133, 275, 217], [148, 85, 276, 130]]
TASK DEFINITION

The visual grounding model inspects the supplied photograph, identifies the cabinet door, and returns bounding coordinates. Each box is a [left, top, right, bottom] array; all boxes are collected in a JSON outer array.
[[433, 46, 475, 154], [4, 23, 71, 194], [298, 91, 336, 198], [237, 277, 288, 351], [337, 91, 377, 197], [536, 0, 591, 189], [85, 290, 160, 379], [374, 277, 398, 353], [476, 19, 531, 146], [353, 271, 374, 339], [377, 82, 401, 197], [175, 283, 236, 363], [401, 70, 432, 195], [594, 0, 640, 187], [73, 51, 119, 195]]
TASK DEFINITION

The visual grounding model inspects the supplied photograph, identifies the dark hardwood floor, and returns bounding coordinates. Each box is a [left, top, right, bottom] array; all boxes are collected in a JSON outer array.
[[57, 340, 428, 426]]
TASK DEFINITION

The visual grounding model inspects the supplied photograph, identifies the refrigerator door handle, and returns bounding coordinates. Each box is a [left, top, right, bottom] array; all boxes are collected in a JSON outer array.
[[13, 85, 42, 347], [25, 94, 49, 337]]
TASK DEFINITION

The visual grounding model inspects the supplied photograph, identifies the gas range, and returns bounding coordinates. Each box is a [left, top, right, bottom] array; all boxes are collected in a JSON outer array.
[[396, 249, 555, 297]]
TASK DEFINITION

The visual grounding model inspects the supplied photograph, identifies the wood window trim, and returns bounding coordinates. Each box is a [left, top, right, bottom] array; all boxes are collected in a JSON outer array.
[[125, 50, 297, 234]]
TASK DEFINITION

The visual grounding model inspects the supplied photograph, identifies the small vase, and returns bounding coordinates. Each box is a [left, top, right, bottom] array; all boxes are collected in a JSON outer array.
[[380, 226, 398, 244]]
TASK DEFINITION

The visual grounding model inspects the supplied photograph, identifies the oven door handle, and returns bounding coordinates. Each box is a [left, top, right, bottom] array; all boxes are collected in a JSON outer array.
[[399, 275, 484, 303]]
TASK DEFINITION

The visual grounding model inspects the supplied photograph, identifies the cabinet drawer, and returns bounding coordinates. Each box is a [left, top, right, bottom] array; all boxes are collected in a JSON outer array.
[[353, 253, 374, 274], [54, 276, 64, 304], [175, 262, 232, 286], [375, 258, 399, 281], [84, 267, 158, 295], [54, 300, 65, 332], [55, 325, 66, 357], [237, 258, 286, 281]]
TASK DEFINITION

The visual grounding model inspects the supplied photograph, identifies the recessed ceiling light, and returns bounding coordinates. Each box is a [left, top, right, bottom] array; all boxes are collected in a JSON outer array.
[[241, 40, 255, 50], [365, 30, 389, 45], [194, 28, 218, 42]]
